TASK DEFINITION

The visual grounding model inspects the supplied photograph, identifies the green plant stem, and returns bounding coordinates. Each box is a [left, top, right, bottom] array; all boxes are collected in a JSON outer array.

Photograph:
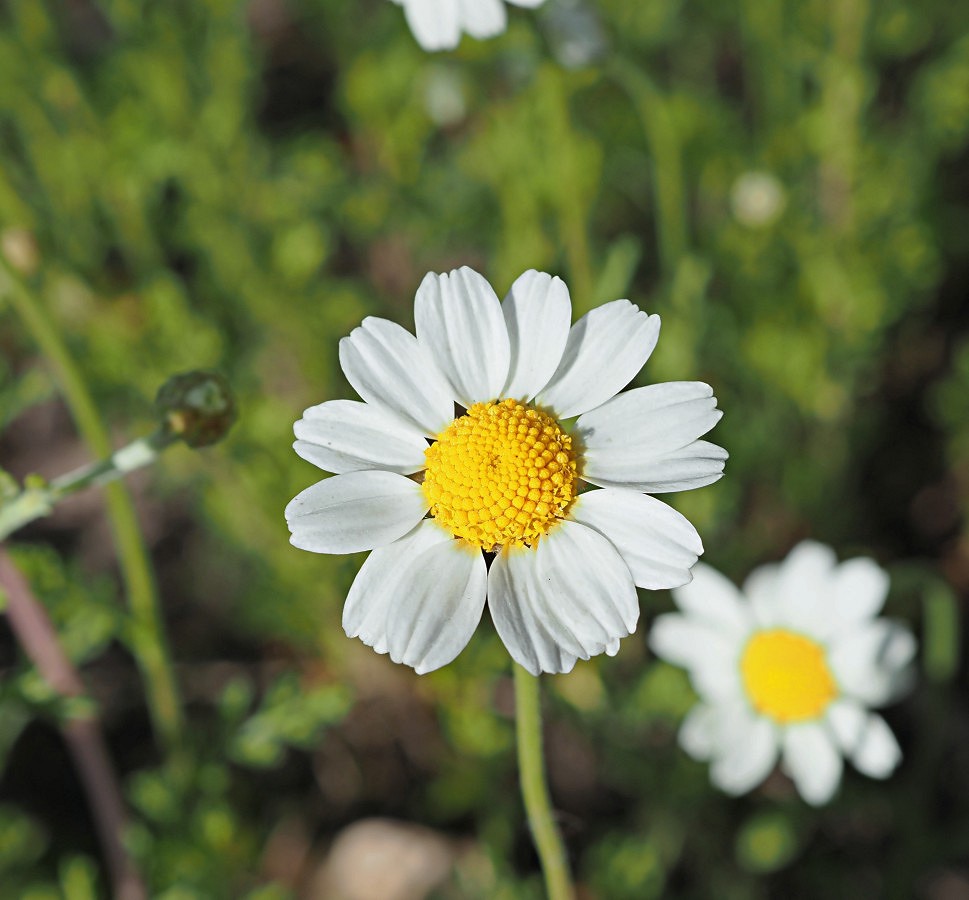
[[514, 664, 573, 900], [0, 259, 185, 757]]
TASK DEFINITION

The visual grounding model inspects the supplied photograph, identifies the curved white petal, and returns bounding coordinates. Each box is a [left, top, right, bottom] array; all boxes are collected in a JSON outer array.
[[829, 619, 917, 705], [772, 540, 837, 634], [501, 270, 572, 401], [742, 562, 782, 627], [782, 722, 843, 805], [831, 557, 890, 623], [488, 521, 638, 675], [577, 383, 723, 464], [536, 300, 661, 419], [826, 697, 867, 752], [679, 703, 720, 761], [709, 713, 778, 796], [670, 562, 752, 637], [570, 488, 702, 590], [293, 399, 429, 475], [649, 614, 742, 702], [285, 471, 428, 554], [581, 439, 727, 493], [850, 712, 902, 778], [415, 267, 511, 407], [385, 538, 488, 673], [339, 317, 455, 436], [456, 0, 507, 38], [398, 0, 461, 51], [343, 520, 453, 650]]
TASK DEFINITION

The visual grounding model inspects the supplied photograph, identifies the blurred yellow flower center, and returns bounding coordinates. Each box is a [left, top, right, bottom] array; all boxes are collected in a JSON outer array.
[[740, 629, 837, 723], [423, 399, 578, 551]]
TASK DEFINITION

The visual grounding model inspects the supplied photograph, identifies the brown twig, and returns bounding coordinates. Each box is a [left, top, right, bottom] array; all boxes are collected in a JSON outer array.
[[0, 548, 147, 900]]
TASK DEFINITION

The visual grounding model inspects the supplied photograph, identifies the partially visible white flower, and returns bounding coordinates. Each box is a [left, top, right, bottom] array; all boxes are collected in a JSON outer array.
[[390, 0, 546, 52], [286, 266, 727, 676], [650, 541, 916, 805]]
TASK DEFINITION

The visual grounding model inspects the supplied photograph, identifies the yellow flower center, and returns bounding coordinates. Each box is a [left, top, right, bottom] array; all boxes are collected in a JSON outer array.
[[422, 399, 578, 551], [740, 629, 838, 723]]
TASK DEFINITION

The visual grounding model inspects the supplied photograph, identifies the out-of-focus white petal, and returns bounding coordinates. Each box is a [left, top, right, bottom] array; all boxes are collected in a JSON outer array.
[[293, 399, 429, 475], [488, 521, 638, 674], [339, 316, 455, 436], [826, 697, 867, 751], [830, 557, 890, 623], [536, 300, 661, 419], [415, 267, 510, 407], [570, 488, 702, 590], [850, 712, 902, 779], [829, 619, 917, 705], [456, 0, 507, 38], [742, 562, 782, 628], [343, 520, 453, 652], [398, 0, 462, 51], [384, 538, 488, 674], [671, 562, 752, 637], [501, 270, 571, 401], [581, 439, 727, 493], [782, 722, 843, 805], [649, 614, 742, 702], [679, 704, 720, 761], [285, 471, 428, 554], [772, 540, 837, 635], [709, 714, 778, 796]]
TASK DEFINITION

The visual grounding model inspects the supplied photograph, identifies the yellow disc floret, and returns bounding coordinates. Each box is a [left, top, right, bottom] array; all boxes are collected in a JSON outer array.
[[423, 399, 578, 551], [740, 629, 838, 724]]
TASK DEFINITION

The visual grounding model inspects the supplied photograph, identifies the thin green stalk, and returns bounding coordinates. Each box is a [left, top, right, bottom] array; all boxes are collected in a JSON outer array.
[[0, 259, 185, 756], [514, 664, 573, 900]]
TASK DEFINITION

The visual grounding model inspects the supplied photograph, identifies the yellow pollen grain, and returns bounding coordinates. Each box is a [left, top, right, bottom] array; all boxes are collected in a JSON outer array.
[[422, 399, 578, 551], [740, 629, 838, 724]]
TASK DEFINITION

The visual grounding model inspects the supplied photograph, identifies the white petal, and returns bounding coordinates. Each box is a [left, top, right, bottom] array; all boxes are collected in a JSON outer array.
[[500, 270, 572, 401], [569, 488, 702, 590], [536, 300, 661, 419], [506, 0, 545, 6], [285, 471, 428, 554], [582, 439, 727, 493], [339, 317, 455, 436], [826, 697, 867, 751], [671, 562, 752, 637], [773, 540, 837, 633], [679, 703, 720, 761], [456, 0, 506, 38], [831, 557, 890, 623], [577, 382, 723, 462], [488, 520, 638, 675], [343, 520, 453, 649], [829, 619, 917, 705], [782, 722, 843, 805], [415, 267, 511, 407], [399, 0, 461, 51], [742, 562, 782, 627], [649, 614, 742, 702], [850, 713, 902, 779], [293, 399, 429, 475], [385, 538, 487, 673], [710, 714, 778, 796]]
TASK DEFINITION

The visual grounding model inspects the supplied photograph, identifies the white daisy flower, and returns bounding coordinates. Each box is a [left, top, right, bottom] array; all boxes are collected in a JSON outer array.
[[286, 267, 726, 675], [650, 541, 916, 805], [389, 0, 546, 52]]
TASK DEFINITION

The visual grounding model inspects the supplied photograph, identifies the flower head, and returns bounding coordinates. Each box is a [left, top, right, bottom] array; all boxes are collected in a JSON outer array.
[[390, 0, 546, 52], [286, 267, 726, 675], [650, 541, 916, 804]]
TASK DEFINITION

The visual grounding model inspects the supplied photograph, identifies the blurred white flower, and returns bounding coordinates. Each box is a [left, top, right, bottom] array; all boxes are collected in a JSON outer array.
[[651, 541, 916, 805], [286, 267, 726, 675], [390, 0, 546, 52], [730, 171, 786, 228]]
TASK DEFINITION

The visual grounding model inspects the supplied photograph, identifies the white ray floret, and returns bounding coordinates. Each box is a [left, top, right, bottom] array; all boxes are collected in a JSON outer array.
[[389, 0, 546, 52]]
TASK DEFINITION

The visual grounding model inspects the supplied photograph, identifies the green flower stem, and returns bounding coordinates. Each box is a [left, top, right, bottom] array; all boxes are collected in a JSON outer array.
[[514, 664, 574, 900], [0, 259, 185, 757]]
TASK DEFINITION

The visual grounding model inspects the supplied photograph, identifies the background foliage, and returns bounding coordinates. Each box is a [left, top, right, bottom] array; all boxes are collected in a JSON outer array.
[[1, 0, 968, 896]]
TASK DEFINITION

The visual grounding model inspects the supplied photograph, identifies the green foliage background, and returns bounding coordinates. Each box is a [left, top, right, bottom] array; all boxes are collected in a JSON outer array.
[[1, 0, 968, 896]]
